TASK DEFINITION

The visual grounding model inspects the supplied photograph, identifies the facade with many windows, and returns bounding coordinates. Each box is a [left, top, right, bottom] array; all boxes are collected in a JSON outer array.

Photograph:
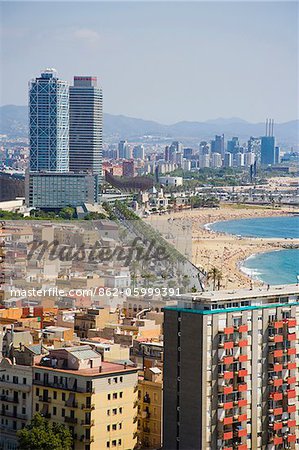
[[163, 284, 299, 450]]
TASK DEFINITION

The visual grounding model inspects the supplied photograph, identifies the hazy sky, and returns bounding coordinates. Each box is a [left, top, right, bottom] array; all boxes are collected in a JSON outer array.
[[1, 1, 298, 123]]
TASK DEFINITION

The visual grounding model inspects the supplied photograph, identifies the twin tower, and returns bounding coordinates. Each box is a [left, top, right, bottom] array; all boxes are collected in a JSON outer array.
[[27, 69, 103, 208]]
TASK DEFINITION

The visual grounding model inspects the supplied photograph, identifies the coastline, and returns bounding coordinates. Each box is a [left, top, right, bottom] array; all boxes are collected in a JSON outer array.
[[146, 204, 299, 290]]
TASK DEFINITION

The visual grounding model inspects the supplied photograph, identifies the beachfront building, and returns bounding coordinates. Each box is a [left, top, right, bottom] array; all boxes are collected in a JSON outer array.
[[163, 284, 299, 450], [32, 346, 138, 450]]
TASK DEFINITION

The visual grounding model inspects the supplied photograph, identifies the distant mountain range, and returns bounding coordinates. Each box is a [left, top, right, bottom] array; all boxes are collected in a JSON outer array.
[[1, 105, 298, 146]]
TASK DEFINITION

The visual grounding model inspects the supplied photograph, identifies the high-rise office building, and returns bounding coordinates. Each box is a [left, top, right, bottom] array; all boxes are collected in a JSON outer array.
[[224, 152, 232, 168], [235, 152, 245, 167], [211, 135, 225, 156], [29, 68, 69, 172], [118, 140, 131, 159], [275, 147, 281, 165], [163, 284, 299, 450], [27, 69, 98, 209], [69, 76, 103, 177], [244, 152, 255, 167], [261, 119, 275, 165], [227, 137, 239, 154], [122, 160, 135, 178], [133, 145, 145, 160], [211, 153, 222, 168]]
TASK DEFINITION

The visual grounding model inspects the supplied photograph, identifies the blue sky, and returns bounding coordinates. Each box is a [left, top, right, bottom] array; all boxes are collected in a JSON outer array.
[[1, 1, 298, 123]]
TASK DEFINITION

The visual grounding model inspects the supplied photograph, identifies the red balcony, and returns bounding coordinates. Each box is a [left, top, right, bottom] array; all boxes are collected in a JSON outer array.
[[223, 448, 233, 450], [287, 348, 296, 355], [273, 407, 283, 416], [287, 376, 296, 385], [224, 356, 234, 365], [287, 389, 296, 399], [273, 379, 283, 387], [238, 340, 248, 348], [224, 386, 233, 395], [274, 335, 283, 343], [287, 333, 296, 341], [273, 364, 283, 372], [286, 319, 296, 328], [238, 399, 247, 407], [223, 431, 233, 440], [224, 342, 234, 350], [273, 349, 283, 358], [239, 354, 248, 363], [224, 416, 233, 425], [287, 419, 296, 428], [274, 321, 283, 329], [273, 422, 282, 430], [287, 362, 296, 370], [288, 405, 296, 413], [271, 392, 283, 401], [238, 445, 247, 450], [224, 402, 234, 410], [238, 383, 247, 392], [238, 414, 247, 422], [224, 327, 234, 335], [224, 371, 234, 380], [273, 437, 283, 445], [238, 428, 247, 437], [239, 325, 248, 333], [287, 435, 296, 443], [238, 369, 248, 377]]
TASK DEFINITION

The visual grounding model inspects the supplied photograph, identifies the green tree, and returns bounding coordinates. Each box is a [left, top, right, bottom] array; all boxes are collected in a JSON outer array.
[[17, 413, 73, 450], [59, 207, 76, 220]]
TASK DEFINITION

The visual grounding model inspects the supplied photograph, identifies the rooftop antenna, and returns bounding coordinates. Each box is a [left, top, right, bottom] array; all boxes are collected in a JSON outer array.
[[265, 119, 268, 136], [271, 119, 274, 137]]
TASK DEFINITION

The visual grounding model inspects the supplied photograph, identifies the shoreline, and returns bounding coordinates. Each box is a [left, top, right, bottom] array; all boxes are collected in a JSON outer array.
[[146, 205, 299, 290]]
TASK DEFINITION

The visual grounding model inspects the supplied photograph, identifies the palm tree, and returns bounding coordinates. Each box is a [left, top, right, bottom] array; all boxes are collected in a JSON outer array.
[[207, 266, 222, 290]]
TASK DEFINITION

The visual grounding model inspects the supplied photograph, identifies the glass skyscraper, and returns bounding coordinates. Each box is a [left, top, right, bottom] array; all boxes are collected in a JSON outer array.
[[69, 76, 103, 177], [29, 68, 69, 172], [261, 136, 275, 165]]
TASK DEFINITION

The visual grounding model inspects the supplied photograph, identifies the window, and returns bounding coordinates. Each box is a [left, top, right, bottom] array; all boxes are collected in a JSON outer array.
[[53, 407, 57, 416], [113, 393, 117, 399], [107, 425, 110, 432], [106, 443, 110, 448], [120, 377, 123, 383], [22, 393, 26, 400], [108, 394, 111, 400], [53, 391, 57, 399], [22, 407, 26, 414], [119, 392, 123, 399], [107, 410, 110, 416], [35, 404, 39, 412], [13, 376, 18, 384], [23, 378, 27, 385], [119, 407, 122, 414], [108, 379, 111, 384], [62, 408, 65, 417], [112, 408, 117, 415], [36, 388, 39, 396], [62, 393, 66, 401], [35, 373, 40, 381], [112, 424, 117, 431], [112, 440, 116, 447], [113, 377, 118, 383], [119, 423, 122, 430], [118, 440, 121, 445]]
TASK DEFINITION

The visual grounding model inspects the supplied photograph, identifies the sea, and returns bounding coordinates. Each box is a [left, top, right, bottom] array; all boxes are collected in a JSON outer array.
[[208, 215, 299, 285]]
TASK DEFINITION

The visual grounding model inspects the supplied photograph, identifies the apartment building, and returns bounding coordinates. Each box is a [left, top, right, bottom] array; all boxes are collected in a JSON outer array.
[[163, 284, 299, 450], [0, 357, 33, 450], [137, 367, 163, 449], [32, 345, 138, 450]]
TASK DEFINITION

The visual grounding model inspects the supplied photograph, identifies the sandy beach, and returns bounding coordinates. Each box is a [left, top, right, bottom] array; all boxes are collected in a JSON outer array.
[[146, 204, 299, 290]]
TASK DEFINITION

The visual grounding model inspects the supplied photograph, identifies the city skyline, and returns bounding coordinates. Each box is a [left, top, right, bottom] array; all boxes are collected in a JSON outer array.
[[1, 1, 298, 124]]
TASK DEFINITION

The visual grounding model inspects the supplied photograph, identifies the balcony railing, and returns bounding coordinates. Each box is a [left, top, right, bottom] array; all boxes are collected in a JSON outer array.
[[65, 416, 78, 424]]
